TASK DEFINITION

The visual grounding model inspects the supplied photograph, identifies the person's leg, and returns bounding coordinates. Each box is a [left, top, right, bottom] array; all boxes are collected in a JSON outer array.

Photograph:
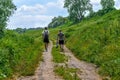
[[59, 40, 63, 52], [61, 40, 64, 52], [44, 38, 49, 52]]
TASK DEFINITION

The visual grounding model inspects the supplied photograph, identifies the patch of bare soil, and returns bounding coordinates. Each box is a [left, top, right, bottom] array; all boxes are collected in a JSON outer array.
[[18, 42, 62, 80], [63, 46, 102, 80], [17, 42, 102, 80]]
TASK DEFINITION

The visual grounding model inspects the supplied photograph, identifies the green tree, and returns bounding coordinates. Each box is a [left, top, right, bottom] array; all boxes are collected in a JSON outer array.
[[0, 0, 16, 38], [64, 0, 93, 22], [101, 0, 115, 10], [94, 0, 116, 16], [48, 16, 68, 28]]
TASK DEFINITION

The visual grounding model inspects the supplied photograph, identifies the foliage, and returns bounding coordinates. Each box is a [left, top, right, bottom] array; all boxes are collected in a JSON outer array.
[[48, 16, 68, 28], [0, 29, 4, 38], [0, 29, 43, 79], [65, 10, 120, 79], [52, 46, 67, 63], [54, 66, 80, 80], [14, 28, 26, 33], [52, 45, 79, 80], [49, 10, 120, 80], [64, 0, 93, 22], [101, 0, 115, 10], [97, 8, 116, 16], [90, 0, 116, 17], [0, 0, 16, 38]]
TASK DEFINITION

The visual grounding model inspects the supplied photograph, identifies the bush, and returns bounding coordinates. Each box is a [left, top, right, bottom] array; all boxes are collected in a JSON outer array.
[[0, 30, 43, 79]]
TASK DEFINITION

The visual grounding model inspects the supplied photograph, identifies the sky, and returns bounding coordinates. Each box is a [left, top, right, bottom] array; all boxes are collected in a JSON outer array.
[[7, 0, 120, 29]]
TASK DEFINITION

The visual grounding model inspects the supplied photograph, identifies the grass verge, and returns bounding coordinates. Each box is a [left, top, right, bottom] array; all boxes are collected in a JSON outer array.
[[54, 66, 80, 80], [52, 46, 67, 63]]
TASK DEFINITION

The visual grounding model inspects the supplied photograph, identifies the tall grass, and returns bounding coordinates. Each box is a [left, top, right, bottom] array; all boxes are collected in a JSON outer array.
[[66, 10, 120, 79], [52, 47, 67, 63], [54, 66, 80, 80], [50, 10, 120, 79], [52, 46, 79, 80], [0, 29, 43, 79]]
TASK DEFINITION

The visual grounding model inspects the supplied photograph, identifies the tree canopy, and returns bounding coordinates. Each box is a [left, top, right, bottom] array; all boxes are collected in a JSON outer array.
[[0, 0, 16, 38], [0, 0, 16, 27], [48, 16, 68, 28], [64, 0, 93, 22], [101, 0, 115, 10]]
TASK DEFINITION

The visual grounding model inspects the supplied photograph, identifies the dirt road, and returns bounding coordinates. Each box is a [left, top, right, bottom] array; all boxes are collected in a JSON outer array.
[[63, 46, 102, 80], [18, 42, 102, 80], [18, 42, 62, 80]]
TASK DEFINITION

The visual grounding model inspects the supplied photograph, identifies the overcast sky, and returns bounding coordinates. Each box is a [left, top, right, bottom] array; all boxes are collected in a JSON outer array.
[[7, 0, 120, 29]]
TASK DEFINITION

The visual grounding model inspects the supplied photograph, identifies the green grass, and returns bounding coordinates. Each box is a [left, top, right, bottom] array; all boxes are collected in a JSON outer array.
[[65, 10, 120, 80], [50, 10, 120, 79], [54, 66, 80, 80], [1, 10, 120, 80], [52, 44, 80, 80], [52, 46, 67, 63], [0, 29, 44, 80]]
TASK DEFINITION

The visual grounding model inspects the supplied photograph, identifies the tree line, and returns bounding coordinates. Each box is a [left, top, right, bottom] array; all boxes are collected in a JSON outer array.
[[48, 0, 116, 28], [0, 0, 117, 36]]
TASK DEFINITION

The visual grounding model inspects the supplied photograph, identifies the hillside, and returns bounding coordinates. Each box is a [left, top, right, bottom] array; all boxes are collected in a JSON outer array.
[[0, 10, 120, 80], [50, 10, 120, 80]]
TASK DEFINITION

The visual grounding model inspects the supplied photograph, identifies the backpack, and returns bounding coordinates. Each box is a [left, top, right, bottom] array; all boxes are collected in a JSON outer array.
[[44, 30, 49, 39], [58, 32, 64, 40]]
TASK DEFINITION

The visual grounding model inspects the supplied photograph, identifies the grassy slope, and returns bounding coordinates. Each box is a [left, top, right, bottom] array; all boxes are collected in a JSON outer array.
[[51, 10, 120, 80], [1, 10, 119, 80]]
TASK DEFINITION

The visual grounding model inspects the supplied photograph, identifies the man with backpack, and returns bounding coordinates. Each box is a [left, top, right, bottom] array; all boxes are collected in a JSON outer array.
[[57, 30, 65, 52], [42, 27, 49, 52]]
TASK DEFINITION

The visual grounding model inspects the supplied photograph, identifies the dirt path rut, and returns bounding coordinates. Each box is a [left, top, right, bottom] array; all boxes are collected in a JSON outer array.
[[18, 42, 62, 80], [35, 42, 62, 80], [63, 46, 102, 80], [18, 42, 102, 80]]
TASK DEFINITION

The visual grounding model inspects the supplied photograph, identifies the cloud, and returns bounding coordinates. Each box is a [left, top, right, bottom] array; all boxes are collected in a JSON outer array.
[[90, 0, 100, 5], [45, 0, 67, 16], [17, 4, 47, 15], [8, 13, 53, 29], [7, 0, 67, 29], [115, 0, 120, 9], [7, 4, 54, 29], [46, 0, 64, 9], [7, 0, 120, 29], [90, 0, 120, 11], [90, 0, 101, 11]]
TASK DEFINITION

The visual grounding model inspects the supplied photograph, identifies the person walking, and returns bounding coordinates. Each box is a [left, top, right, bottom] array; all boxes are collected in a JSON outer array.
[[42, 27, 49, 52], [57, 30, 65, 52]]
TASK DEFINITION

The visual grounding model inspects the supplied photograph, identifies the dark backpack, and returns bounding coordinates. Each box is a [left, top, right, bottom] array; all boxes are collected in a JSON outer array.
[[44, 31, 49, 39], [58, 32, 64, 40]]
